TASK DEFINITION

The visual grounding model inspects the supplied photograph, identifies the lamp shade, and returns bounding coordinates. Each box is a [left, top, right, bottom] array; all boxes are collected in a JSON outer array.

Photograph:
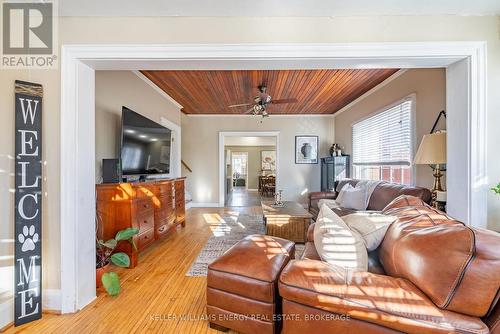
[[414, 132, 447, 165]]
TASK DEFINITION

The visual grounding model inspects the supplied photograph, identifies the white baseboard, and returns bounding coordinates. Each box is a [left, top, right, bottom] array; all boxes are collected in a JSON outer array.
[[247, 188, 258, 191], [189, 202, 221, 208], [0, 288, 61, 329], [43, 289, 61, 311], [0, 298, 13, 330]]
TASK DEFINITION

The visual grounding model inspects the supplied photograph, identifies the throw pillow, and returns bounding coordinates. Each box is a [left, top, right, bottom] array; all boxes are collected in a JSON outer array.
[[335, 183, 351, 204], [342, 212, 396, 251], [338, 184, 367, 210], [314, 204, 368, 271]]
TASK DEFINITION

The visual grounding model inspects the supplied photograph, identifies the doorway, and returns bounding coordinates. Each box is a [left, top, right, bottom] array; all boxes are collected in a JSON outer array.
[[60, 42, 486, 314], [221, 133, 278, 206]]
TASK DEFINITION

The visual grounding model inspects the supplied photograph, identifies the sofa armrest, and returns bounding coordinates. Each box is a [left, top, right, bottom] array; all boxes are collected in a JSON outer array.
[[308, 191, 337, 201], [308, 191, 337, 211]]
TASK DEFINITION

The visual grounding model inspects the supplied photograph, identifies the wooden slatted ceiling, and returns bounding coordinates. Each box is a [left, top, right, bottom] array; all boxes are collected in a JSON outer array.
[[141, 69, 399, 115]]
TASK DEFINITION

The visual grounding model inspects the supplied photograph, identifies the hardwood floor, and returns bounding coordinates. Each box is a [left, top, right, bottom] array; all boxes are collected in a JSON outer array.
[[4, 207, 264, 334], [225, 187, 273, 207]]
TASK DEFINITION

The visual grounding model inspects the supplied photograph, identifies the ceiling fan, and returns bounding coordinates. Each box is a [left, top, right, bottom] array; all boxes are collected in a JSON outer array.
[[228, 85, 298, 118]]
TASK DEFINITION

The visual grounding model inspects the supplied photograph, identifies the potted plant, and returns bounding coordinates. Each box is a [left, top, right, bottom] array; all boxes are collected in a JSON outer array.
[[96, 227, 139, 296], [491, 183, 500, 195]]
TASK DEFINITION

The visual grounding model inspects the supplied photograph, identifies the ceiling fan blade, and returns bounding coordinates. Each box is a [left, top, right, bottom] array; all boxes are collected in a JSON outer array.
[[271, 98, 298, 104], [228, 103, 252, 108]]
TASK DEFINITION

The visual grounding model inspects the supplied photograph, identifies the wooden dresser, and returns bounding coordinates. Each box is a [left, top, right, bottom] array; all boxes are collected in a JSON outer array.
[[96, 178, 186, 267]]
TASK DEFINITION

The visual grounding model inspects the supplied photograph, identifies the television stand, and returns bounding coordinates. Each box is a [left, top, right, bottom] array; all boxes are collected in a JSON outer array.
[[96, 177, 186, 268]]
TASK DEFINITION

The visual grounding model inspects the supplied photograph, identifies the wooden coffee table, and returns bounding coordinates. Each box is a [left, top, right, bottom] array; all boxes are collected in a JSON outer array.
[[261, 201, 313, 243]]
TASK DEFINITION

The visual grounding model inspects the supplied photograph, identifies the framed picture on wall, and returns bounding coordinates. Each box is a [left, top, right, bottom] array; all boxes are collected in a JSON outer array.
[[295, 136, 319, 164], [261, 150, 276, 171]]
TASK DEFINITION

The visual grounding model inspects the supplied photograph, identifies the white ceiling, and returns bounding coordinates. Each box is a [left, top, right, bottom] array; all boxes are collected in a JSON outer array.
[[225, 136, 277, 147], [59, 0, 500, 17]]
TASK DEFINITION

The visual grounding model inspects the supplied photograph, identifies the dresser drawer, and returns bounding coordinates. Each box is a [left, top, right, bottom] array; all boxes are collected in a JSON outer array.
[[155, 181, 174, 194], [155, 208, 175, 223], [175, 180, 184, 189], [134, 198, 154, 215], [157, 194, 173, 210], [135, 212, 154, 233], [137, 229, 155, 250], [175, 193, 185, 203], [155, 223, 173, 239]]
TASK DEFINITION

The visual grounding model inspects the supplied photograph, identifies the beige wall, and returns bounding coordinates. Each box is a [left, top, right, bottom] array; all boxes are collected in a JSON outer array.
[[225, 146, 276, 190], [334, 69, 446, 190], [0, 16, 499, 322], [95, 71, 181, 181], [182, 115, 334, 204]]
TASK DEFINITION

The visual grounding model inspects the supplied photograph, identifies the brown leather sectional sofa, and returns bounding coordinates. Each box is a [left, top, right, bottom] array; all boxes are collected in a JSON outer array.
[[207, 180, 500, 333], [308, 179, 432, 219], [279, 195, 500, 334]]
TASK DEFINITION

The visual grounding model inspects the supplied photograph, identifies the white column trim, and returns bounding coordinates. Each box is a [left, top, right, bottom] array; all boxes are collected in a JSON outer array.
[[59, 42, 487, 314]]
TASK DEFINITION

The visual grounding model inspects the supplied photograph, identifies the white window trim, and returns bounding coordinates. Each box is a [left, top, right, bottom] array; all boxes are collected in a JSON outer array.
[[351, 93, 417, 185]]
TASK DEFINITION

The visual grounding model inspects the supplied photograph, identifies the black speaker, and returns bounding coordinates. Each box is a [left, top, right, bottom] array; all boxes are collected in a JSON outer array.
[[102, 159, 121, 183]]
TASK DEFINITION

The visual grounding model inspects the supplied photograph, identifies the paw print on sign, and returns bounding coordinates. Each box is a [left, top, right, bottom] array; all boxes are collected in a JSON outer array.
[[18, 225, 39, 252]]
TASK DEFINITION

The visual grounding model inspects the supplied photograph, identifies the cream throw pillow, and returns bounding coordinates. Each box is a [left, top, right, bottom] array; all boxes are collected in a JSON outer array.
[[314, 204, 368, 271], [338, 184, 367, 210], [342, 212, 396, 251], [335, 183, 351, 203]]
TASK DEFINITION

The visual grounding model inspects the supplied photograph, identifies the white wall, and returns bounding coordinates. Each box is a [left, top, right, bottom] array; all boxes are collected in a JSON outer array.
[[334, 69, 446, 190], [95, 71, 181, 182], [182, 115, 335, 205], [0, 15, 499, 327]]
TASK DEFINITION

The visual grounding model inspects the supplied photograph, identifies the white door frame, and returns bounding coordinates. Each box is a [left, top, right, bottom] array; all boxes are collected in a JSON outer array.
[[60, 42, 487, 314], [219, 131, 280, 206]]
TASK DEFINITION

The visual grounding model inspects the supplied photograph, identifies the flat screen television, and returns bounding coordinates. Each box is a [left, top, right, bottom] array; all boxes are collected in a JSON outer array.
[[120, 107, 172, 176]]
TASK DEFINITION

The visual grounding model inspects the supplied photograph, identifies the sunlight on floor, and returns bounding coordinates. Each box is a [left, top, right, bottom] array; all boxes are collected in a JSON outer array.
[[202, 212, 244, 236]]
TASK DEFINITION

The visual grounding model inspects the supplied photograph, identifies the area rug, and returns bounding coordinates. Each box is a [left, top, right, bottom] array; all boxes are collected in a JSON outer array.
[[186, 213, 305, 277]]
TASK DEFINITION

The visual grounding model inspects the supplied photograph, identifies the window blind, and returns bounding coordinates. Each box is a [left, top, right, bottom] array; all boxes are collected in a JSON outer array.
[[352, 98, 413, 167]]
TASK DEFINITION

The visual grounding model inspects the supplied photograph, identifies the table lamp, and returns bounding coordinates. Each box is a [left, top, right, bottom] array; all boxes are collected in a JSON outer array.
[[414, 131, 446, 207]]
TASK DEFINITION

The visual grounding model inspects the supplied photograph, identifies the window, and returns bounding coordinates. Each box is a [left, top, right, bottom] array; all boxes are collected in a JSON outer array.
[[231, 152, 248, 177], [352, 95, 414, 185]]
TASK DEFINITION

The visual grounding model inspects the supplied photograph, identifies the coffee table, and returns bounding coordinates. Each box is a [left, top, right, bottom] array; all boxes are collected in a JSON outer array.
[[261, 201, 313, 243]]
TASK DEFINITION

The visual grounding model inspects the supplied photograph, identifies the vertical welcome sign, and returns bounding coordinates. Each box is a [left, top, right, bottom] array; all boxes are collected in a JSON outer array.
[[14, 81, 43, 326]]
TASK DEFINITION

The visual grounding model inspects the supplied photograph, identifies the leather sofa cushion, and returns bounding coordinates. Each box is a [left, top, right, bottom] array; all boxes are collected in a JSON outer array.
[[380, 202, 500, 318], [279, 259, 489, 334], [309, 180, 431, 221], [368, 182, 432, 210], [382, 194, 428, 212]]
